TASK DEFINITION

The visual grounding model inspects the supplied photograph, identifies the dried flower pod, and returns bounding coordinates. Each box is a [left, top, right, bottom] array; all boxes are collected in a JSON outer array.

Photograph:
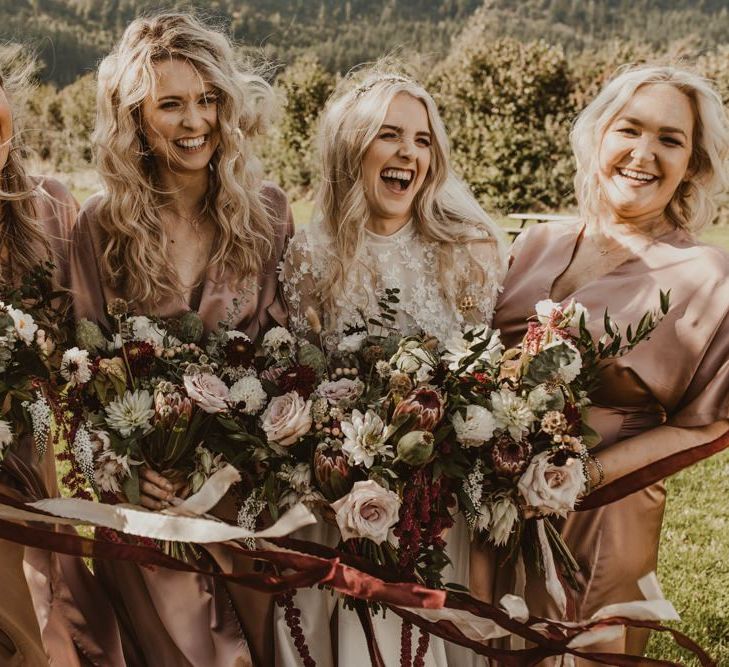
[[541, 410, 568, 435], [491, 434, 532, 476], [458, 294, 475, 313], [396, 430, 434, 466], [107, 298, 129, 318], [388, 371, 413, 396]]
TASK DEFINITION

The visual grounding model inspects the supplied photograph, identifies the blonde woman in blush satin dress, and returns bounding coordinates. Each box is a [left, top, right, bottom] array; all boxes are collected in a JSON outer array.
[[69, 14, 294, 667], [476, 65, 729, 663], [0, 59, 126, 666], [280, 69, 505, 667]]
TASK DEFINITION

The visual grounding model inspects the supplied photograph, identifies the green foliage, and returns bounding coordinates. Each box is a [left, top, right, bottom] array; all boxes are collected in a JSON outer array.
[[430, 35, 575, 213], [23, 73, 96, 169], [261, 55, 335, 193]]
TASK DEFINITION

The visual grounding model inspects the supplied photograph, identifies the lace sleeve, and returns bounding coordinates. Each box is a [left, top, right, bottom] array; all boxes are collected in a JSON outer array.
[[456, 235, 506, 328], [280, 228, 322, 339]]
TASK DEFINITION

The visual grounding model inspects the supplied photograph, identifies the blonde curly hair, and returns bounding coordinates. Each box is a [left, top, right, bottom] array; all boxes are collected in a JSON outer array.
[[93, 12, 276, 306]]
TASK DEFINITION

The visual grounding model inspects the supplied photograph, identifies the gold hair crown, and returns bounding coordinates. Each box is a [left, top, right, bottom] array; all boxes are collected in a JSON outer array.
[[354, 74, 412, 98]]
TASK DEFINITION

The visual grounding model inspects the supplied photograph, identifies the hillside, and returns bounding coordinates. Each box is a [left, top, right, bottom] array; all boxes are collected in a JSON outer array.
[[1, 0, 728, 86]]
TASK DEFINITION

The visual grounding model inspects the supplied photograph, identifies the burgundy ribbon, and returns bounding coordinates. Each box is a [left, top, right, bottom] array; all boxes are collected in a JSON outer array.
[[4, 426, 729, 667], [579, 429, 729, 510]]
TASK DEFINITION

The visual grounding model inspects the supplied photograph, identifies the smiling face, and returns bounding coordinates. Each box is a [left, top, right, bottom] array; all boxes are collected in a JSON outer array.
[[141, 58, 219, 175], [598, 83, 694, 224], [361, 92, 432, 231]]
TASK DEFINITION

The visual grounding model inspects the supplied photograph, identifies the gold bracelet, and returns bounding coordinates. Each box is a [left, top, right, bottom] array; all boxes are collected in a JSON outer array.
[[588, 454, 605, 489]]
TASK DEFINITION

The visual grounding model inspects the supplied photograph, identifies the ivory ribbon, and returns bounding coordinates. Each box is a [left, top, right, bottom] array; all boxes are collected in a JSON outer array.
[[16, 465, 316, 542], [389, 571, 678, 652], [536, 518, 568, 616]]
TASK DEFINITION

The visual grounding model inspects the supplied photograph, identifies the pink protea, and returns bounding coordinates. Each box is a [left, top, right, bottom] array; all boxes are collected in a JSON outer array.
[[313, 444, 353, 501], [523, 322, 547, 356], [154, 388, 193, 427], [392, 386, 445, 432], [491, 434, 532, 476]]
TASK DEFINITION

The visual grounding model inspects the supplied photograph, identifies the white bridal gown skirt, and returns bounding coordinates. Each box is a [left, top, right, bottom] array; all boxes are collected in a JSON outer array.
[[274, 515, 478, 666]]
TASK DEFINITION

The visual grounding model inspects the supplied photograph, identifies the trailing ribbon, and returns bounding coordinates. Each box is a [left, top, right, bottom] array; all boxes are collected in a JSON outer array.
[[0, 500, 715, 666], [22, 464, 317, 542]]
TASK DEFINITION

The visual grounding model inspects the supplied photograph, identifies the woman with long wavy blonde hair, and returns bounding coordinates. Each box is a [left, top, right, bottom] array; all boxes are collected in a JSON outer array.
[[283, 70, 505, 345], [70, 12, 293, 666], [280, 68, 505, 667], [0, 49, 126, 666]]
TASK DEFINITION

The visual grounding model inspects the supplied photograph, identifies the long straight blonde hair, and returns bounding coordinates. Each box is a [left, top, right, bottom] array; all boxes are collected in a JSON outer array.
[[314, 69, 504, 316], [0, 48, 49, 282], [93, 12, 275, 306], [571, 64, 729, 233]]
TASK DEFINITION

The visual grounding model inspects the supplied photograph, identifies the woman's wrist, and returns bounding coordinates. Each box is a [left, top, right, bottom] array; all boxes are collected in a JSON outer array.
[[582, 454, 605, 493]]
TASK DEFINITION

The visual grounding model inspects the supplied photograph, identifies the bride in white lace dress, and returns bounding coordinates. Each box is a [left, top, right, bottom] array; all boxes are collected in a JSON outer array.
[[278, 70, 505, 667]]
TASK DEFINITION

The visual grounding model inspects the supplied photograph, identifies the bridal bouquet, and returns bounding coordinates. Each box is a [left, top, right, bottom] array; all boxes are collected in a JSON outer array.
[[0, 262, 68, 462], [247, 299, 460, 591], [447, 295, 669, 600], [53, 299, 265, 512]]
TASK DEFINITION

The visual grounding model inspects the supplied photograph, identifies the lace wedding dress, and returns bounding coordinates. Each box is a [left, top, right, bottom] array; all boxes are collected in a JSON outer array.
[[276, 220, 504, 667]]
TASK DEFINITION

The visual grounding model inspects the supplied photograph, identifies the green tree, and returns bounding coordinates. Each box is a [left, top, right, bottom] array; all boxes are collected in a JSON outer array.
[[263, 55, 335, 193], [430, 31, 576, 213]]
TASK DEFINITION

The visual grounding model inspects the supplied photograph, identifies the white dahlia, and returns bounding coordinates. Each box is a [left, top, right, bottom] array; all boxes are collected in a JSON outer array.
[[452, 404, 496, 447], [60, 347, 93, 385], [229, 376, 268, 414], [341, 409, 392, 468], [490, 388, 535, 441], [105, 389, 155, 437]]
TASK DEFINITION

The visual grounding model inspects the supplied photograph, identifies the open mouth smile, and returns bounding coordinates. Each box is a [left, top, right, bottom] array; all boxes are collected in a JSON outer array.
[[380, 168, 414, 193], [174, 135, 209, 153], [616, 167, 658, 184]]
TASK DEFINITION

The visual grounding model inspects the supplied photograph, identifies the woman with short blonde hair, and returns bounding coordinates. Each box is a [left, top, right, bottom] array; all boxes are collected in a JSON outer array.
[[485, 64, 729, 661]]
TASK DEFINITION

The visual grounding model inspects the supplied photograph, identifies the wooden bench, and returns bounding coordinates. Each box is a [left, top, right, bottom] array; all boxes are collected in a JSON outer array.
[[503, 213, 577, 240]]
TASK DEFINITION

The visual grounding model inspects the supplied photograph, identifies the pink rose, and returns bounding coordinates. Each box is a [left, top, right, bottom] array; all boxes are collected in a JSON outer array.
[[260, 391, 312, 446], [183, 373, 230, 413], [517, 451, 585, 517], [331, 480, 401, 544], [316, 378, 363, 405]]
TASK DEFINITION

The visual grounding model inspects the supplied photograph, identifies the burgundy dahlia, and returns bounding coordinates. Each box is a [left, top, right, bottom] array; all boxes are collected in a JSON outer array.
[[278, 364, 317, 399], [392, 385, 444, 432], [224, 337, 255, 367], [123, 340, 156, 375], [491, 434, 532, 476]]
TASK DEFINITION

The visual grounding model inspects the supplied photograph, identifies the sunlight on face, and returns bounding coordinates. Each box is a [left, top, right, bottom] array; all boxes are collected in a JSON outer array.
[[598, 83, 694, 224], [141, 58, 220, 175], [361, 92, 432, 231]]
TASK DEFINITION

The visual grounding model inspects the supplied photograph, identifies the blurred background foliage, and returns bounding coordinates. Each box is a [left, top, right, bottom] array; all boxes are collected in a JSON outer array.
[[6, 0, 729, 218]]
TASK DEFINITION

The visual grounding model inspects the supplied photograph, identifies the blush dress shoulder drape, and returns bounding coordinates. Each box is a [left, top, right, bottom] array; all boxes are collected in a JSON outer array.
[[489, 220, 729, 655]]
